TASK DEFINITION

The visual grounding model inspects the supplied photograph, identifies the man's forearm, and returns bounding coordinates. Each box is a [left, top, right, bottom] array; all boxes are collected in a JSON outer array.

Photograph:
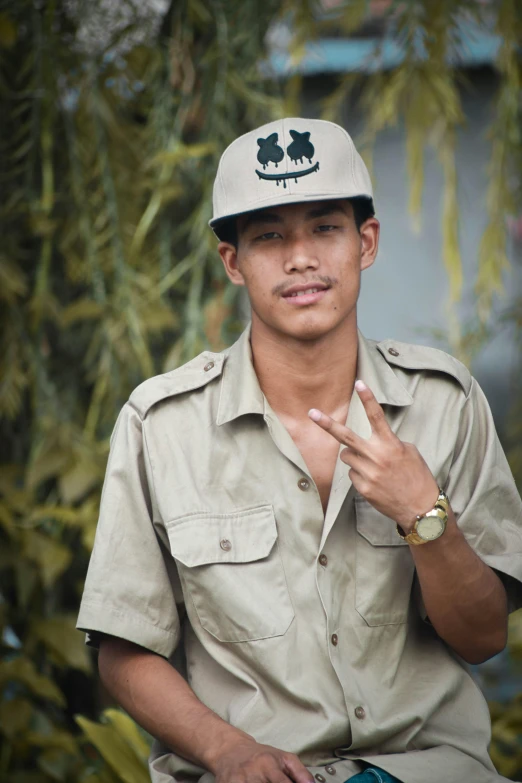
[[98, 636, 252, 772], [411, 508, 508, 664]]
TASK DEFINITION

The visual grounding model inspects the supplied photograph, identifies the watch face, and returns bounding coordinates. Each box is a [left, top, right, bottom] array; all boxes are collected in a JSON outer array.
[[417, 515, 445, 541]]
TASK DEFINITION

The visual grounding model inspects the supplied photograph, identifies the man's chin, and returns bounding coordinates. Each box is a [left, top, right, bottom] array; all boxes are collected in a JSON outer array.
[[271, 316, 344, 343], [251, 306, 355, 343]]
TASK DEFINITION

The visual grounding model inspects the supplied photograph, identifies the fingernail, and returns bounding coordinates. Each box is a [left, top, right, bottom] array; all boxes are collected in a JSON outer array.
[[308, 408, 321, 421], [355, 379, 367, 392]]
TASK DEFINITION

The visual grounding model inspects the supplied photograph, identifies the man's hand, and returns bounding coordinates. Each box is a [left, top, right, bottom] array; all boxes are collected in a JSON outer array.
[[210, 737, 313, 783], [308, 379, 439, 530]]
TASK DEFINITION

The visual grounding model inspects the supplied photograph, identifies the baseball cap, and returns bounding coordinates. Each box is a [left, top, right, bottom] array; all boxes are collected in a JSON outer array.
[[210, 117, 373, 239]]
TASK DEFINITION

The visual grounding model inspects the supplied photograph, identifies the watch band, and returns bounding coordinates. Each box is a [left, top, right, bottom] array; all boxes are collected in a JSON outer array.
[[396, 488, 449, 545]]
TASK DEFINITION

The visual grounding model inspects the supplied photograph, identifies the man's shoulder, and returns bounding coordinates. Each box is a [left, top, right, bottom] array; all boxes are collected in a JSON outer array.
[[128, 348, 228, 419], [372, 337, 472, 397]]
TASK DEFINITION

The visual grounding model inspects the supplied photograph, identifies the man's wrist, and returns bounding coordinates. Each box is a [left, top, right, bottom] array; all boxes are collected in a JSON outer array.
[[200, 719, 256, 773], [394, 484, 441, 533]]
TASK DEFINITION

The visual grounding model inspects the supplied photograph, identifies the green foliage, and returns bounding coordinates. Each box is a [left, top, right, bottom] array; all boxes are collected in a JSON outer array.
[[0, 1, 521, 781], [477, 0, 522, 321], [76, 710, 151, 783], [0, 0, 289, 778], [488, 613, 522, 780]]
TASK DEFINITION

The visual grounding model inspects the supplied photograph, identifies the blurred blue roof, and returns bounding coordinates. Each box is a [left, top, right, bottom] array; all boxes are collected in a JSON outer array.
[[269, 23, 501, 76]]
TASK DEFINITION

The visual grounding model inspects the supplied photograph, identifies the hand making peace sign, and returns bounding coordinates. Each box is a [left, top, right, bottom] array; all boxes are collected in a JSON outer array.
[[308, 380, 440, 532]]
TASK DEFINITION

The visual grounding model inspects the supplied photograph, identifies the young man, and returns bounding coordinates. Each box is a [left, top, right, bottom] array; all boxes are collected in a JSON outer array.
[[77, 118, 522, 783]]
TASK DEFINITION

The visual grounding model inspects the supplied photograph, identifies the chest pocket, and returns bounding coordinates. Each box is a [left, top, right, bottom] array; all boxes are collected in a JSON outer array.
[[166, 505, 294, 643], [355, 496, 415, 626]]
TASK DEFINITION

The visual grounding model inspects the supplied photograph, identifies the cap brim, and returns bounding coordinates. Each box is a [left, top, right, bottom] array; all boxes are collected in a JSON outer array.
[[209, 192, 374, 240]]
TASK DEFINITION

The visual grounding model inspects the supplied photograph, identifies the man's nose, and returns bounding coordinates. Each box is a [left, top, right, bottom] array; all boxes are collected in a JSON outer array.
[[283, 238, 319, 273]]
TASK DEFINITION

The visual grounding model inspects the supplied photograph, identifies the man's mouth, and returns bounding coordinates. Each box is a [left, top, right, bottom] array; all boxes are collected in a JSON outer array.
[[285, 287, 324, 298], [281, 283, 330, 305], [282, 282, 330, 297]]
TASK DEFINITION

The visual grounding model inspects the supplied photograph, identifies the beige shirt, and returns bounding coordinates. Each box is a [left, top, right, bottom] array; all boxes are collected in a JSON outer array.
[[77, 326, 522, 783]]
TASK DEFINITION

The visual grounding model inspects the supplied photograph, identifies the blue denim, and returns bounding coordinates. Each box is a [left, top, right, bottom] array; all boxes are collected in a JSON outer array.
[[345, 768, 402, 783]]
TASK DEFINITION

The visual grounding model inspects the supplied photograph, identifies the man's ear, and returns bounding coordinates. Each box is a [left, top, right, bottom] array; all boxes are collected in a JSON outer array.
[[359, 218, 380, 272], [218, 242, 246, 286]]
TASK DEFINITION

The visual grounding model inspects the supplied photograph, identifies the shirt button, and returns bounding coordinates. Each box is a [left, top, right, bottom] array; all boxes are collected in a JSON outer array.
[[220, 539, 232, 551], [325, 766, 336, 776], [204, 361, 215, 371], [315, 775, 326, 783], [319, 554, 328, 567], [298, 478, 310, 491], [331, 633, 338, 646], [388, 347, 399, 357], [354, 705, 366, 720]]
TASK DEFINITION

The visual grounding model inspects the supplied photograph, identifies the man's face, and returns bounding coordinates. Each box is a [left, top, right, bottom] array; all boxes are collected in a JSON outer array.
[[218, 199, 379, 342]]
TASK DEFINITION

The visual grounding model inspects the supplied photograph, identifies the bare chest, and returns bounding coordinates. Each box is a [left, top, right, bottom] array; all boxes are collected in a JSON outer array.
[[281, 420, 342, 515]]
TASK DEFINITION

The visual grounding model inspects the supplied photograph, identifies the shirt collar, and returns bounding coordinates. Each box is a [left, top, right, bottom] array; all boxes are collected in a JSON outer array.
[[216, 324, 412, 426], [216, 324, 265, 425], [357, 330, 413, 407]]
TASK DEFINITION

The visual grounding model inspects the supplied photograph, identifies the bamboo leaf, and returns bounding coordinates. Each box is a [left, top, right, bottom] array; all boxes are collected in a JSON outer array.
[[37, 747, 77, 781], [0, 658, 65, 706], [21, 531, 72, 587], [31, 617, 92, 673], [0, 501, 14, 533], [0, 256, 27, 302], [60, 298, 104, 327], [26, 728, 78, 755], [0, 12, 17, 48], [58, 458, 102, 504], [76, 715, 150, 783], [15, 559, 39, 609], [26, 445, 72, 490], [0, 697, 33, 738], [152, 142, 215, 166], [104, 709, 150, 761]]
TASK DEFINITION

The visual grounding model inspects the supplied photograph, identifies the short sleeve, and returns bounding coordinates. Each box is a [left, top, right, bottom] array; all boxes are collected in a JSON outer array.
[[76, 403, 181, 657], [445, 378, 522, 613]]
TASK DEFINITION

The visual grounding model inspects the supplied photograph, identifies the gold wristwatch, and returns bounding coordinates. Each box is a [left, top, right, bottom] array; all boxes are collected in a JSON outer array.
[[396, 488, 449, 545]]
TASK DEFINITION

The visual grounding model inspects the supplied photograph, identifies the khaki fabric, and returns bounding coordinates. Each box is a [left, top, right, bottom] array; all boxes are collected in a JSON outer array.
[[77, 326, 522, 783]]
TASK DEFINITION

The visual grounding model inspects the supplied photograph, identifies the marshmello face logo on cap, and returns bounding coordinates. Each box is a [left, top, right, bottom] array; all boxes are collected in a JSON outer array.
[[255, 129, 320, 188]]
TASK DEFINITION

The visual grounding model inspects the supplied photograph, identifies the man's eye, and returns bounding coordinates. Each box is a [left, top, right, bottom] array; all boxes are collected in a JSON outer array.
[[316, 224, 336, 232], [256, 231, 281, 240]]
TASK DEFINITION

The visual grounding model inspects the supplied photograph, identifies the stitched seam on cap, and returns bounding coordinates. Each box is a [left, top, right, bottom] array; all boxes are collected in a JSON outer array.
[[218, 140, 243, 214], [337, 125, 355, 188], [219, 158, 227, 213]]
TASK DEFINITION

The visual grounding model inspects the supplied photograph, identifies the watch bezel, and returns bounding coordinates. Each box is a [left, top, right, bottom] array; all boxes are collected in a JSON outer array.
[[396, 488, 449, 544], [415, 507, 447, 541]]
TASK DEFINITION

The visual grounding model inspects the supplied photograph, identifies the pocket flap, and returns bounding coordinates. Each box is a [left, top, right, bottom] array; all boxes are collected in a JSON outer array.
[[166, 504, 278, 566], [355, 496, 408, 547]]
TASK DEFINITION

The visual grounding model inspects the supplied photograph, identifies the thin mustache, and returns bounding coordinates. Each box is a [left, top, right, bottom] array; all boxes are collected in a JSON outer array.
[[272, 275, 338, 296]]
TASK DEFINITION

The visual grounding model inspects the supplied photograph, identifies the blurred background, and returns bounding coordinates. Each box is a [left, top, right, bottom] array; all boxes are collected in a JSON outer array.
[[1, 0, 521, 780]]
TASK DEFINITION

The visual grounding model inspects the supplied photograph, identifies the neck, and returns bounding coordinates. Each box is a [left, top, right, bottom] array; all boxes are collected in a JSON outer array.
[[250, 314, 358, 421]]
